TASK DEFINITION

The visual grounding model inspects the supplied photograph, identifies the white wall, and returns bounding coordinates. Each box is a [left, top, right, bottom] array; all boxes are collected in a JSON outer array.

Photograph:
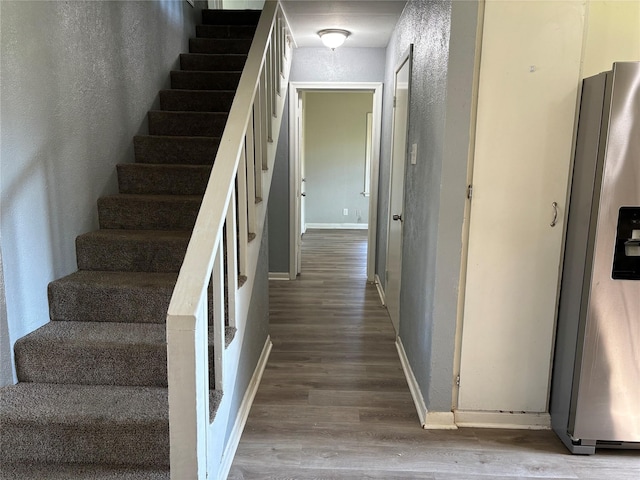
[[304, 91, 372, 227], [582, 0, 640, 77]]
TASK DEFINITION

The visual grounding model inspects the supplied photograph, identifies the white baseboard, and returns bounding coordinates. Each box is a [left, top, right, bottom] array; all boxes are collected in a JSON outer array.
[[305, 223, 368, 230], [454, 410, 551, 430], [424, 411, 457, 430], [217, 336, 273, 480], [374, 274, 386, 306], [268, 272, 290, 281], [395, 337, 457, 430], [396, 338, 427, 426]]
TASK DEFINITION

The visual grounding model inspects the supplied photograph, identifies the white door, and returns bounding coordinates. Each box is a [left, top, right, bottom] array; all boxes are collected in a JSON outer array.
[[386, 51, 411, 333], [292, 93, 305, 276], [297, 94, 305, 274], [458, 1, 585, 413]]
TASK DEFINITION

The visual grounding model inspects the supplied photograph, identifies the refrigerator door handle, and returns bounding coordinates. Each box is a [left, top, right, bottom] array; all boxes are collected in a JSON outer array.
[[550, 201, 559, 227]]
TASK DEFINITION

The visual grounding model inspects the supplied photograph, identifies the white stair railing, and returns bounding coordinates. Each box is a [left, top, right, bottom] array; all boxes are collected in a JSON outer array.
[[166, 2, 291, 478]]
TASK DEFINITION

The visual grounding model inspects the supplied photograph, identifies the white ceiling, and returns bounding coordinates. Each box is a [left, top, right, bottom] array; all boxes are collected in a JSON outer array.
[[280, 1, 407, 48]]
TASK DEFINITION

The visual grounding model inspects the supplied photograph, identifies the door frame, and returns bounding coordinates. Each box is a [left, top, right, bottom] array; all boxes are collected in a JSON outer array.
[[288, 82, 384, 282], [384, 46, 413, 333]]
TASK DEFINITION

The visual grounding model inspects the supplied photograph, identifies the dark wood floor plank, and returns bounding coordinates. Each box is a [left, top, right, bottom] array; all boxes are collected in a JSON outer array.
[[230, 229, 637, 478]]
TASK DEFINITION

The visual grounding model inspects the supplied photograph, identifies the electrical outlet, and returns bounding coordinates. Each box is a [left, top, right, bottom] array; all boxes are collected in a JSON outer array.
[[343, 208, 349, 216]]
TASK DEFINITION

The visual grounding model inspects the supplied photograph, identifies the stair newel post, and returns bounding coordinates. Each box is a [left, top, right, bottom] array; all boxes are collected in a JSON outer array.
[[236, 145, 249, 277], [167, 291, 210, 479], [211, 236, 225, 391], [225, 189, 238, 328]]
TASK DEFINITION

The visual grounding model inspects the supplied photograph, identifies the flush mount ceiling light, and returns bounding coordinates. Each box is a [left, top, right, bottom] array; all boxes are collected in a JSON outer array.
[[318, 29, 350, 49]]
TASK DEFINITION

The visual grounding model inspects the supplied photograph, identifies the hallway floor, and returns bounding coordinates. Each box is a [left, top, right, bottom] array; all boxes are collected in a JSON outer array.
[[229, 230, 639, 479]]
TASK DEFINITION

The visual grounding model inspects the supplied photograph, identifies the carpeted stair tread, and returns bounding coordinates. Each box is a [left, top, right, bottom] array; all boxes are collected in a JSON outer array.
[[189, 37, 253, 55], [15, 322, 237, 387], [133, 135, 220, 165], [196, 24, 257, 39], [98, 194, 202, 230], [0, 383, 169, 467], [148, 110, 228, 137], [202, 9, 261, 26], [76, 229, 190, 273], [49, 271, 177, 324], [170, 70, 242, 90], [118, 163, 212, 195], [180, 53, 248, 71], [159, 89, 236, 112], [0, 463, 169, 480], [15, 321, 167, 387]]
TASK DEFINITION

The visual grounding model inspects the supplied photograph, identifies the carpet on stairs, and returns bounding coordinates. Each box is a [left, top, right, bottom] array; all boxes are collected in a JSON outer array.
[[0, 8, 260, 477]]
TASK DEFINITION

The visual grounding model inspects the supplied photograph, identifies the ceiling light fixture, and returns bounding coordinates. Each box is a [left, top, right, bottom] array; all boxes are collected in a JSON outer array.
[[318, 29, 350, 50]]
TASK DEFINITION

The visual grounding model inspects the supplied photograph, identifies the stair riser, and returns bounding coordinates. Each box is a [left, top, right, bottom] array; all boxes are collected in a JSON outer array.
[[159, 90, 235, 113], [98, 196, 202, 230], [202, 9, 261, 25], [16, 339, 219, 388], [76, 236, 188, 273], [148, 111, 227, 137], [189, 38, 253, 55], [118, 164, 212, 195], [0, 422, 169, 467], [15, 341, 169, 387], [49, 279, 174, 324], [180, 53, 247, 71], [171, 71, 241, 90], [196, 24, 256, 38], [133, 136, 220, 165]]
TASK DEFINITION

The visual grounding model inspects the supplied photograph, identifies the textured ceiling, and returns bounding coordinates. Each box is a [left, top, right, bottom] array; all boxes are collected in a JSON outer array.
[[281, 1, 407, 48]]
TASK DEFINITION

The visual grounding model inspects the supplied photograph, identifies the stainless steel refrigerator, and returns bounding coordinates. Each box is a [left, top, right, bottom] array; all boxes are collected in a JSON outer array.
[[551, 62, 640, 454]]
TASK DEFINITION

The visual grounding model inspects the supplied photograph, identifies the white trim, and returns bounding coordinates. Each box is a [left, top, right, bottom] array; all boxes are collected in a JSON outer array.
[[374, 274, 386, 306], [268, 272, 290, 280], [424, 411, 457, 430], [217, 336, 273, 480], [454, 410, 551, 430], [396, 337, 427, 426], [396, 338, 458, 430], [289, 82, 384, 283], [305, 223, 368, 230]]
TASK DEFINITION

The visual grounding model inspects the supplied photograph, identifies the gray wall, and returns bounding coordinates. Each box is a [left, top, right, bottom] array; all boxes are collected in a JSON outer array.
[[225, 217, 270, 444], [304, 92, 372, 226], [267, 47, 386, 273], [267, 94, 290, 273], [378, 0, 478, 412], [0, 0, 203, 383]]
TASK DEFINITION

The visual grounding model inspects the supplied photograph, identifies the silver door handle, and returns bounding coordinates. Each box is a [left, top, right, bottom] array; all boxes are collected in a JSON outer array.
[[550, 202, 558, 227], [393, 214, 402, 222]]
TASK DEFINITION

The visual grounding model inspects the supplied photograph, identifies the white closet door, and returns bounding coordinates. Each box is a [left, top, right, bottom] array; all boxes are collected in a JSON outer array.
[[458, 1, 585, 413]]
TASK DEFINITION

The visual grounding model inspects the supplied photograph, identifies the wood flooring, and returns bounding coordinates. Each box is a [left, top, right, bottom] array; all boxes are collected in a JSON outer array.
[[229, 229, 639, 479]]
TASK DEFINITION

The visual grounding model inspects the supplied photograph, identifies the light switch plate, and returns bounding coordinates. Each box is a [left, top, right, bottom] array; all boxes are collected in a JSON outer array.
[[410, 143, 418, 165]]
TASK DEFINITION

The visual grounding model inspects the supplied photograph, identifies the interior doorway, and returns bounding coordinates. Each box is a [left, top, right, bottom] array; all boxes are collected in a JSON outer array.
[[289, 82, 383, 282]]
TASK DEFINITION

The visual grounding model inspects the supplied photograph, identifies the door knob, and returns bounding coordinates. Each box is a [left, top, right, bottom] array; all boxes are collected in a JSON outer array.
[[392, 214, 402, 222], [301, 193, 306, 197]]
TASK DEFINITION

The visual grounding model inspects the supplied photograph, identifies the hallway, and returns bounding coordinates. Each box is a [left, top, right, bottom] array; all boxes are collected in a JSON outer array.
[[229, 230, 639, 479]]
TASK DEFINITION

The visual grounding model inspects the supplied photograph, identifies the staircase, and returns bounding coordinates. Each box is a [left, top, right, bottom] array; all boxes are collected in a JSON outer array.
[[0, 9, 262, 479]]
